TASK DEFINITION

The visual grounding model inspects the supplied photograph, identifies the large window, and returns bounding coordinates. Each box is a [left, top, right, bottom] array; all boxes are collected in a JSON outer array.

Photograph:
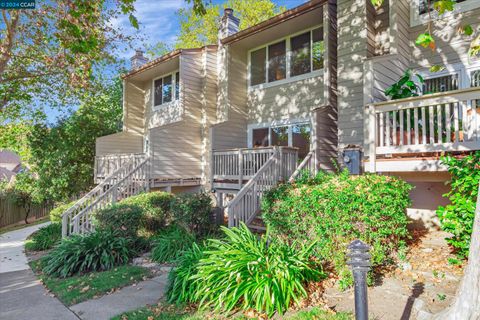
[[249, 26, 324, 87], [153, 71, 180, 108], [422, 74, 459, 94], [419, 0, 466, 15]]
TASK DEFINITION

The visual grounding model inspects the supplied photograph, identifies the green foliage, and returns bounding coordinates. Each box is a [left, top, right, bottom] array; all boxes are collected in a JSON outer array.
[[151, 226, 195, 263], [49, 201, 77, 223], [42, 229, 132, 278], [194, 224, 321, 316], [31, 261, 150, 306], [0, 124, 33, 164], [121, 192, 174, 232], [433, 0, 455, 15], [262, 171, 411, 289], [3, 172, 43, 223], [175, 0, 285, 49], [416, 33, 436, 49], [385, 69, 424, 100], [166, 242, 205, 305], [170, 192, 214, 237], [437, 153, 480, 258], [25, 223, 62, 251], [95, 203, 144, 240]]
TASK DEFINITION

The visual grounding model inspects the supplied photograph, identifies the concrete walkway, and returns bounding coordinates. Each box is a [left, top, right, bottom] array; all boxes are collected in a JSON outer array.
[[0, 223, 79, 320], [70, 274, 169, 320]]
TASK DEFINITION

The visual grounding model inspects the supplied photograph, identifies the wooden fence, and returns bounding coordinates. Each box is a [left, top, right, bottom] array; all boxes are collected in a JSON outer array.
[[0, 196, 52, 228]]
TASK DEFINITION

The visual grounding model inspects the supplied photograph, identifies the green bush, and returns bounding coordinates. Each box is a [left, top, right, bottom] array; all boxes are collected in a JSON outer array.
[[49, 201, 77, 223], [170, 192, 214, 237], [42, 229, 132, 278], [25, 223, 62, 251], [262, 170, 411, 288], [95, 203, 144, 240], [121, 192, 173, 232], [437, 153, 480, 258], [166, 242, 205, 305], [151, 226, 195, 263], [193, 224, 321, 316]]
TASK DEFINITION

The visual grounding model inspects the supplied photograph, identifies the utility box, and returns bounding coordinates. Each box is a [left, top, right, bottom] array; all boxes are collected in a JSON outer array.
[[343, 146, 362, 175]]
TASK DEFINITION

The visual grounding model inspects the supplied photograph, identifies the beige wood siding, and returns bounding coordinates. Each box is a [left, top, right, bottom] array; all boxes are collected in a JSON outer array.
[[123, 80, 146, 135], [96, 132, 143, 156], [150, 122, 202, 179]]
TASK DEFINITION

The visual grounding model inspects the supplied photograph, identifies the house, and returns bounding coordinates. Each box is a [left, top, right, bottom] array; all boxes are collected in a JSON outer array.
[[0, 150, 22, 183], [61, 0, 480, 236]]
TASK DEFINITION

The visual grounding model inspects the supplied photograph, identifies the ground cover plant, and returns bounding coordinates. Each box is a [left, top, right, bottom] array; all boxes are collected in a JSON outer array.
[[437, 152, 480, 258], [151, 225, 196, 263], [25, 222, 61, 251], [262, 170, 412, 289], [30, 260, 150, 305], [42, 229, 133, 277]]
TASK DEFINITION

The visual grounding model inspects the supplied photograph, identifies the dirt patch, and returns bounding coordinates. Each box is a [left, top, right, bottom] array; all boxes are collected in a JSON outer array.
[[321, 230, 465, 320]]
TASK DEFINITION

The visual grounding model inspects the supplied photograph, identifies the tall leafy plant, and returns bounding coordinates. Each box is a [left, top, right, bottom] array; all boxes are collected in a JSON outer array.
[[384, 69, 424, 100]]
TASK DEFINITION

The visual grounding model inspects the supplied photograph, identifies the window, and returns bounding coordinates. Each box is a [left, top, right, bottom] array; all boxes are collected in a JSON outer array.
[[268, 41, 286, 82], [251, 48, 266, 86], [153, 71, 179, 107], [249, 26, 324, 87], [271, 126, 289, 146], [292, 123, 311, 159], [423, 74, 459, 94], [252, 128, 269, 147], [472, 70, 480, 88], [419, 0, 466, 15]]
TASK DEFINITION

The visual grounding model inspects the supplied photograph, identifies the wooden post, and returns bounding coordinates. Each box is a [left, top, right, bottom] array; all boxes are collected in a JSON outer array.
[[367, 104, 376, 173], [238, 149, 243, 189], [62, 213, 68, 238]]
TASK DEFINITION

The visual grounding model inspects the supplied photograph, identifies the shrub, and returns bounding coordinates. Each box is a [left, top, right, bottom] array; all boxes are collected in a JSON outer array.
[[151, 226, 195, 263], [437, 153, 480, 258], [170, 192, 214, 237], [25, 223, 62, 251], [42, 229, 132, 278], [95, 203, 144, 240], [121, 192, 173, 232], [49, 201, 77, 223], [166, 242, 205, 305], [193, 224, 321, 316], [262, 170, 411, 288]]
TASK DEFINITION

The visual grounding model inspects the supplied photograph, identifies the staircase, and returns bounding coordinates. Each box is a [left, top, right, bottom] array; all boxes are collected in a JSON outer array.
[[226, 149, 316, 230], [61, 155, 151, 237]]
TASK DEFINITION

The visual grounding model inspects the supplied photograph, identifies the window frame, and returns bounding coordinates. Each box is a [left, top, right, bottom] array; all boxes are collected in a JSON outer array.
[[247, 118, 313, 149], [410, 0, 480, 27], [247, 25, 325, 90], [151, 70, 180, 110]]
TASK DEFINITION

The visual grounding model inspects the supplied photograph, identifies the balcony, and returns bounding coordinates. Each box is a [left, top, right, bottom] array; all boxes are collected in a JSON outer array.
[[94, 153, 146, 183], [365, 87, 480, 172]]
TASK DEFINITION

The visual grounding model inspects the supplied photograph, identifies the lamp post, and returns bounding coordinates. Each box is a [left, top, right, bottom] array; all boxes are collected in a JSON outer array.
[[347, 239, 371, 320]]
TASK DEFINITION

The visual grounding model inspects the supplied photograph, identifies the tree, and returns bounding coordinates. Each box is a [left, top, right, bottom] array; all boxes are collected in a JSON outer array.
[[175, 0, 285, 49], [0, 1, 138, 118], [27, 77, 123, 202], [5, 172, 42, 224], [0, 123, 34, 165]]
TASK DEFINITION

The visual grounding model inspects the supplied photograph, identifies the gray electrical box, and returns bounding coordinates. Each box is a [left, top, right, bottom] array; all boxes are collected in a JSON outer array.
[[343, 147, 362, 175]]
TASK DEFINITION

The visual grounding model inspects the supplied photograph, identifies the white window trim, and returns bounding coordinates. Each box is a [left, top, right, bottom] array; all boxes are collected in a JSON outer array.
[[247, 24, 324, 89], [410, 0, 480, 27], [152, 70, 180, 111], [247, 117, 312, 148], [417, 61, 480, 91]]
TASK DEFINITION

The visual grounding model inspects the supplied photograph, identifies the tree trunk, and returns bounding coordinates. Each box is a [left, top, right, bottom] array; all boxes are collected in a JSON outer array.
[[432, 183, 480, 320], [24, 204, 31, 224]]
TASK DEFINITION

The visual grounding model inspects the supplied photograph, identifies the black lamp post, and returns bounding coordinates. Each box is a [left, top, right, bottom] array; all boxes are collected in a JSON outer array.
[[347, 239, 371, 320]]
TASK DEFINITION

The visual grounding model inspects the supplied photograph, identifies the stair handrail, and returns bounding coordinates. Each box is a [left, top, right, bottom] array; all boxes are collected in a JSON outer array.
[[61, 154, 146, 237], [227, 150, 279, 227], [289, 151, 315, 182], [69, 156, 150, 235]]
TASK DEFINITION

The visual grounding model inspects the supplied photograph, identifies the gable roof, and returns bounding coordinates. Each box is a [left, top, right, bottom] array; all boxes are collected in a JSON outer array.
[[0, 167, 15, 182], [0, 150, 21, 165]]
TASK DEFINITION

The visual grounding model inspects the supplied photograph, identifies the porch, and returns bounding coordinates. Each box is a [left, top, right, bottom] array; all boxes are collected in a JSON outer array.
[[365, 87, 480, 172]]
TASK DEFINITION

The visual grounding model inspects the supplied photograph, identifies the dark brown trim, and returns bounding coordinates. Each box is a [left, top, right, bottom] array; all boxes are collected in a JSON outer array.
[[221, 0, 327, 45], [122, 45, 218, 79]]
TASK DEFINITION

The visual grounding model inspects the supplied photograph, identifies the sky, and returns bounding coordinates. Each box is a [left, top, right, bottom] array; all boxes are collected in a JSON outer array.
[[45, 0, 307, 123]]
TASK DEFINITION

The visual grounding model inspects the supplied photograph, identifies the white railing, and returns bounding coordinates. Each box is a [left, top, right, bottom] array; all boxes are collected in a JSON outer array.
[[62, 156, 151, 237], [212, 146, 298, 187], [289, 151, 316, 182], [226, 147, 298, 228], [367, 87, 480, 171], [94, 153, 146, 183]]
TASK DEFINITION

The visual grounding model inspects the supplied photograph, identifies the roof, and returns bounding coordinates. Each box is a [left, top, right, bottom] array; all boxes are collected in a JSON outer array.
[[0, 167, 15, 182], [0, 150, 21, 165], [122, 45, 218, 80], [221, 0, 326, 45]]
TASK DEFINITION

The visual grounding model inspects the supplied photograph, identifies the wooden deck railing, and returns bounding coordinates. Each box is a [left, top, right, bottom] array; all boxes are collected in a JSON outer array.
[[94, 153, 146, 183], [62, 156, 151, 237], [366, 87, 480, 172], [212, 146, 298, 187], [289, 151, 316, 182]]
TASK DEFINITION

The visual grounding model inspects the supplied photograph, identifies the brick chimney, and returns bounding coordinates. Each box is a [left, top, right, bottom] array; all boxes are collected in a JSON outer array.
[[130, 49, 149, 69], [218, 8, 240, 40]]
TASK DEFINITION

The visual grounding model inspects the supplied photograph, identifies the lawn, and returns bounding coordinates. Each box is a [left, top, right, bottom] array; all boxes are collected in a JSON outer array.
[[111, 305, 352, 320], [30, 260, 152, 305]]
